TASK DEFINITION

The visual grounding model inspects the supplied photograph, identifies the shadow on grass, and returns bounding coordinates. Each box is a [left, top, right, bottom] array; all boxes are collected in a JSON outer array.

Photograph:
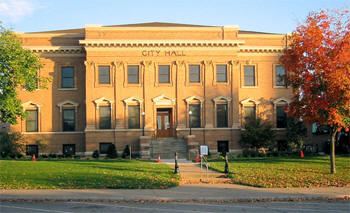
[[53, 161, 172, 174], [209, 156, 344, 165], [17, 173, 179, 189]]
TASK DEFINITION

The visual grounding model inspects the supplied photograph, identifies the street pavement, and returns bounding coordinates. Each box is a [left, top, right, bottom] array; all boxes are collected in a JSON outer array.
[[1, 200, 349, 213], [1, 184, 349, 202]]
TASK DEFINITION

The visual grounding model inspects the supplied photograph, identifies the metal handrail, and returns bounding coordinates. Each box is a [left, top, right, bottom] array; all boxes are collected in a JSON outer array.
[[200, 155, 209, 179]]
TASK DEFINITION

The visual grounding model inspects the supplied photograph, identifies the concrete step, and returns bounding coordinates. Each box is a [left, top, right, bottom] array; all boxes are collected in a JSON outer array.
[[150, 138, 187, 159]]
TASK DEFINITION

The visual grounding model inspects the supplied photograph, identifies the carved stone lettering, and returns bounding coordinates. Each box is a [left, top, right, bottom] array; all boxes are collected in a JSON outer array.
[[142, 50, 185, 57]]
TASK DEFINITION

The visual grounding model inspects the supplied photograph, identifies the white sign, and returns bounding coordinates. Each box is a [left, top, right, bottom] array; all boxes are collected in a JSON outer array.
[[200, 145, 208, 155]]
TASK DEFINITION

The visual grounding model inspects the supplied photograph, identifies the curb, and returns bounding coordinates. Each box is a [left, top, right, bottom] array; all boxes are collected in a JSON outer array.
[[1, 196, 349, 203]]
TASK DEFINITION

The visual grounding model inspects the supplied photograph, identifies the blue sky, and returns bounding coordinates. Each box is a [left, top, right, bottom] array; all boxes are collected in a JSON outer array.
[[0, 0, 348, 33]]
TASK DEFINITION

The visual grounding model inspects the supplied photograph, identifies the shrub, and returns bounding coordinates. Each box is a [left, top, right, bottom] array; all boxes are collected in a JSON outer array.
[[0, 132, 24, 158], [48, 153, 57, 158], [35, 139, 48, 153], [239, 117, 276, 150], [107, 144, 117, 159], [92, 150, 99, 158], [122, 145, 130, 158], [286, 117, 307, 152]]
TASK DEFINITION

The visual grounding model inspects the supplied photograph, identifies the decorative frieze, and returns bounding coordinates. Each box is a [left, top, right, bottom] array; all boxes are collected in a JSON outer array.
[[239, 46, 284, 53], [24, 46, 84, 54], [79, 40, 245, 48]]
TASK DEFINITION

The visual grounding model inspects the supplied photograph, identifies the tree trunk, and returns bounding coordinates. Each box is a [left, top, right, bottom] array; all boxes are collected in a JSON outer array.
[[330, 129, 337, 174]]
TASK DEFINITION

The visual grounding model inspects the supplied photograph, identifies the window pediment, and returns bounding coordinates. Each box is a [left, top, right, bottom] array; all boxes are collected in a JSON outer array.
[[94, 97, 114, 105], [22, 101, 42, 109], [213, 96, 231, 103], [123, 96, 143, 104], [185, 95, 204, 103], [57, 100, 79, 108], [240, 98, 260, 105], [152, 94, 175, 106], [272, 97, 291, 105]]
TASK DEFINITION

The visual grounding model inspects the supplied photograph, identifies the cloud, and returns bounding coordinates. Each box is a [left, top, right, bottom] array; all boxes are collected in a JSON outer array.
[[0, 0, 35, 22]]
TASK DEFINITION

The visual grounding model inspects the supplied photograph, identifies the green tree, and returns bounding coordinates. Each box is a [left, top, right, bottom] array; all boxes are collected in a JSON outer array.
[[239, 117, 276, 150], [0, 24, 48, 124]]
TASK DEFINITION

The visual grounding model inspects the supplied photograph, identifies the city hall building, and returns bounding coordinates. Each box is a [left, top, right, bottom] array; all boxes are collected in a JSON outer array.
[[11, 22, 297, 158]]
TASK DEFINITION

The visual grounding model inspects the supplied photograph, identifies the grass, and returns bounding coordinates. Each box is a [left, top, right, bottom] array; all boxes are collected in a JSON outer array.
[[0, 159, 179, 189], [209, 155, 350, 188]]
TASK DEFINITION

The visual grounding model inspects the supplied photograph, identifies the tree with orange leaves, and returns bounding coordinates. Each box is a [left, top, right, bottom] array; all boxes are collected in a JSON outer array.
[[280, 9, 350, 174]]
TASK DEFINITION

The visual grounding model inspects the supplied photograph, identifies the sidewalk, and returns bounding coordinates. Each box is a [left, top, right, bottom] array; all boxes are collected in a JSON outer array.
[[1, 184, 349, 202]]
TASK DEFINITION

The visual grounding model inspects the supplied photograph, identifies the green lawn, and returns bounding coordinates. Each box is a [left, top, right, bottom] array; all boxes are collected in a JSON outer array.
[[209, 156, 350, 188], [0, 159, 179, 189]]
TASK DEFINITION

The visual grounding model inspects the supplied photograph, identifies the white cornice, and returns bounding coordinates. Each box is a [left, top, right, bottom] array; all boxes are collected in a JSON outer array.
[[23, 46, 84, 54], [239, 46, 284, 53], [79, 40, 245, 48]]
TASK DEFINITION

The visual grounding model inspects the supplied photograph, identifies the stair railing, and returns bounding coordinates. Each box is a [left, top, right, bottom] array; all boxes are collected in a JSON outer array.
[[200, 155, 209, 179]]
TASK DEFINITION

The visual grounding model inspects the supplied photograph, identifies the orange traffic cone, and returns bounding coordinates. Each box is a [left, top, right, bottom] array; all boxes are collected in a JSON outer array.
[[195, 152, 200, 163], [300, 151, 304, 158], [32, 154, 36, 162], [157, 155, 162, 163]]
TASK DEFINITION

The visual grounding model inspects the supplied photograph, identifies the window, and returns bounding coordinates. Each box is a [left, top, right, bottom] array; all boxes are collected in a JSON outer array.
[[98, 66, 110, 84], [158, 65, 170, 83], [128, 65, 139, 84], [189, 65, 200, 83], [99, 106, 111, 129], [128, 105, 140, 129], [63, 144, 75, 156], [217, 104, 228, 127], [26, 110, 38, 132], [244, 65, 255, 86], [216, 65, 227, 82], [275, 65, 286, 86], [217, 141, 229, 155], [276, 106, 287, 128], [189, 104, 200, 128], [61, 67, 74, 88], [312, 123, 330, 135], [99, 143, 112, 154], [244, 106, 256, 123], [63, 109, 75, 131], [26, 145, 38, 157]]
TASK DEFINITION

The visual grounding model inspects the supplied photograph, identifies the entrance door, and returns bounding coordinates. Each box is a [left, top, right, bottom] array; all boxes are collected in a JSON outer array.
[[156, 108, 173, 137]]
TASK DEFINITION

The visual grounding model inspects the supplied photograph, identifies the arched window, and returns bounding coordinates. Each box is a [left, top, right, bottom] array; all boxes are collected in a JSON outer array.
[[272, 97, 291, 128], [213, 96, 232, 128], [94, 97, 114, 129], [57, 100, 79, 131], [240, 98, 260, 125], [185, 96, 204, 128], [123, 97, 143, 129], [22, 101, 42, 132]]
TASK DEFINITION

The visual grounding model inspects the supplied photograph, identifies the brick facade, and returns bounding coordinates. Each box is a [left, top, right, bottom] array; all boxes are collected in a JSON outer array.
[[11, 22, 305, 156]]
